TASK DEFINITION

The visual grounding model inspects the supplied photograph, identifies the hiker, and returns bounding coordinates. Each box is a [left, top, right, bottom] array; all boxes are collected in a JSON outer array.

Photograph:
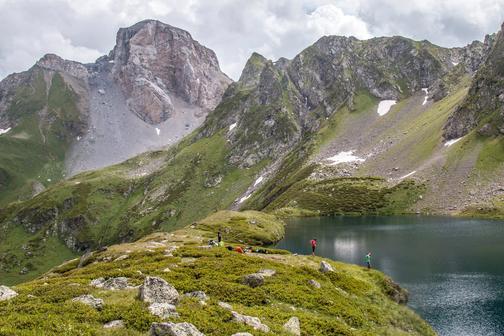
[[310, 238, 317, 256], [217, 230, 222, 243], [365, 252, 372, 269]]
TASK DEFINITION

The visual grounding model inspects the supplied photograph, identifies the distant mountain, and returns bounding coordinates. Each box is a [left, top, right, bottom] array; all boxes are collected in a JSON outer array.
[[0, 20, 231, 205], [1, 20, 504, 284]]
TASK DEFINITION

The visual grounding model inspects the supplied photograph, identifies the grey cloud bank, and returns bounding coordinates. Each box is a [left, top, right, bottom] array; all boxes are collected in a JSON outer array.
[[0, 0, 503, 80]]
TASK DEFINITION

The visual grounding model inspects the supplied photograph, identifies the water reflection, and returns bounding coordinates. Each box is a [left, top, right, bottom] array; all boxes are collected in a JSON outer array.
[[276, 216, 504, 336]]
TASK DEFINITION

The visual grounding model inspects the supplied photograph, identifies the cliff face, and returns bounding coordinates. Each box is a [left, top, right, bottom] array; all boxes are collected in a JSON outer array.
[[201, 35, 488, 168], [109, 20, 231, 124], [444, 25, 504, 139]]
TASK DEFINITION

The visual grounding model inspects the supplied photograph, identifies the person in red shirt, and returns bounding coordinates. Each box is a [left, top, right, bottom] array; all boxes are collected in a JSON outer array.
[[310, 238, 317, 256]]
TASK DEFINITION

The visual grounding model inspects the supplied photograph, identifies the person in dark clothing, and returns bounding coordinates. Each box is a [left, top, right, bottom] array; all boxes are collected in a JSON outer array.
[[310, 238, 317, 256], [217, 230, 222, 243]]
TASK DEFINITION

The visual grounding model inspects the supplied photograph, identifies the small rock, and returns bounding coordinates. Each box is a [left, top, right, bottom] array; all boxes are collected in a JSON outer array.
[[319, 261, 334, 273], [242, 273, 264, 288], [257, 269, 276, 277], [0, 286, 18, 301], [232, 311, 270, 333], [184, 291, 208, 301], [103, 320, 124, 329], [78, 250, 94, 268], [72, 294, 104, 310], [163, 267, 172, 273], [90, 277, 131, 290], [218, 301, 233, 310], [231, 334, 253, 336], [114, 254, 129, 262], [98, 89, 105, 95], [139, 276, 179, 305], [148, 302, 179, 319], [150, 322, 204, 336], [307, 279, 321, 288], [283, 317, 301, 336]]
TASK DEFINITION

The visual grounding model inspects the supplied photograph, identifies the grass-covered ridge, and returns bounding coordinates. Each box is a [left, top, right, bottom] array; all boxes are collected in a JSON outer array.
[[0, 216, 435, 336], [0, 132, 266, 285]]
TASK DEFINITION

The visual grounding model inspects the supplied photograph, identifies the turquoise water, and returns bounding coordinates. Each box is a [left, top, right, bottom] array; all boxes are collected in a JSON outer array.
[[276, 216, 504, 336]]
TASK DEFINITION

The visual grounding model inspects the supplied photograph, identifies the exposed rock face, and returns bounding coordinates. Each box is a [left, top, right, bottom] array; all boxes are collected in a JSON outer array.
[[283, 316, 301, 336], [0, 285, 18, 301], [71, 294, 104, 309], [36, 54, 89, 80], [109, 20, 231, 124], [319, 261, 334, 273], [139, 276, 180, 304], [201, 34, 488, 168], [385, 278, 409, 304], [444, 23, 504, 139], [231, 311, 270, 333], [150, 322, 204, 336]]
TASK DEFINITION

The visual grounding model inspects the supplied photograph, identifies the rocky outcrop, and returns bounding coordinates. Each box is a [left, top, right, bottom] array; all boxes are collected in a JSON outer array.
[[103, 320, 125, 329], [109, 20, 231, 124], [71, 294, 104, 309], [444, 23, 504, 139], [150, 322, 204, 336], [283, 316, 301, 336], [0, 285, 18, 301], [90, 277, 132, 290], [36, 54, 89, 81], [148, 302, 179, 319], [231, 311, 270, 333], [319, 261, 334, 273], [242, 273, 265, 288], [139, 276, 180, 305]]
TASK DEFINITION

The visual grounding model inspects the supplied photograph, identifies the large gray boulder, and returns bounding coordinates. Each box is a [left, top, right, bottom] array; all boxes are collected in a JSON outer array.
[[139, 276, 179, 304], [72, 294, 104, 310], [319, 261, 334, 273], [283, 316, 301, 336], [90, 277, 132, 290], [231, 311, 270, 333], [241, 273, 264, 288], [0, 286, 18, 301], [150, 322, 204, 336]]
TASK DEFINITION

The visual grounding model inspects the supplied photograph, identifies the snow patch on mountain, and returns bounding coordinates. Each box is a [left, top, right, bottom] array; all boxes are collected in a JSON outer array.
[[444, 137, 464, 147], [0, 128, 11, 135], [421, 88, 429, 105], [377, 100, 397, 116], [326, 151, 365, 165]]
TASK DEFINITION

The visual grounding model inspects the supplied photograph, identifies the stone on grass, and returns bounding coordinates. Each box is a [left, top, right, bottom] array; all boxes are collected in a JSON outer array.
[[257, 269, 276, 277], [72, 294, 104, 310], [231, 333, 253, 336], [90, 277, 131, 290], [150, 322, 204, 336], [319, 261, 334, 273], [218, 301, 232, 310], [242, 273, 264, 288], [184, 291, 208, 301], [308, 279, 321, 288], [283, 316, 301, 336], [140, 276, 179, 304], [103, 320, 124, 329], [231, 311, 270, 333], [0, 286, 18, 301], [148, 302, 179, 319]]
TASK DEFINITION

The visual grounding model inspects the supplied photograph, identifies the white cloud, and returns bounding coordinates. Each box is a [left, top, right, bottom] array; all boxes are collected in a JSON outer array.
[[0, 0, 502, 81]]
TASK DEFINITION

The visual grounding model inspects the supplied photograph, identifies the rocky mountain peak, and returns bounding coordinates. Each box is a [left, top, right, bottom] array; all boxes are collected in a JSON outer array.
[[36, 53, 89, 80], [109, 20, 232, 124]]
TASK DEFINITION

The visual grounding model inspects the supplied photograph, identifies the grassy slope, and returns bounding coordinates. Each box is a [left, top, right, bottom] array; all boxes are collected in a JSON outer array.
[[244, 92, 424, 216], [0, 215, 434, 336], [0, 71, 79, 206], [0, 132, 266, 285]]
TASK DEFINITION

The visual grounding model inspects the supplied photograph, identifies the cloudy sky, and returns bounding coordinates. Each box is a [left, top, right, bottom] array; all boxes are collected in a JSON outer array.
[[0, 0, 503, 80]]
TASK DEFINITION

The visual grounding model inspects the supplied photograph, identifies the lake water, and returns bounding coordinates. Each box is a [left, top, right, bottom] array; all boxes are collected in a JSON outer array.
[[276, 216, 504, 336]]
